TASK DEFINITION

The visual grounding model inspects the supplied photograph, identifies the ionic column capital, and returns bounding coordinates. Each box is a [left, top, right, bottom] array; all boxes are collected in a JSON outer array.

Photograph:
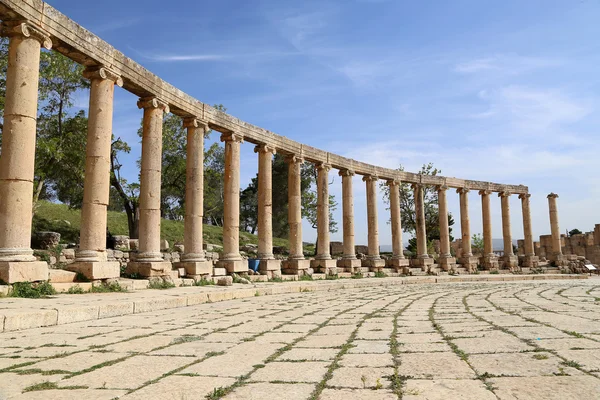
[[362, 175, 378, 182], [386, 179, 400, 187], [478, 189, 492, 196], [411, 183, 423, 190], [436, 184, 449, 192], [220, 132, 244, 143], [547, 192, 559, 199], [83, 66, 123, 87], [0, 21, 52, 49], [182, 117, 209, 133], [457, 187, 469, 194], [284, 154, 304, 165], [254, 144, 276, 155], [518, 193, 531, 200], [137, 97, 170, 113], [498, 191, 511, 198], [339, 169, 355, 177], [315, 162, 331, 172]]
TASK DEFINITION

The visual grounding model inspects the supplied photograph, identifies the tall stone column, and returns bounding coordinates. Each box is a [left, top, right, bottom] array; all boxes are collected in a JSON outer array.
[[69, 66, 123, 280], [457, 188, 477, 271], [311, 163, 337, 273], [282, 155, 309, 274], [337, 170, 361, 272], [387, 180, 409, 271], [128, 97, 171, 277], [0, 22, 52, 283], [174, 119, 212, 277], [412, 184, 433, 270], [255, 144, 280, 276], [499, 191, 518, 270], [518, 193, 539, 268], [216, 132, 245, 273], [547, 193, 563, 263], [437, 185, 455, 271], [479, 190, 499, 270], [363, 175, 385, 271]]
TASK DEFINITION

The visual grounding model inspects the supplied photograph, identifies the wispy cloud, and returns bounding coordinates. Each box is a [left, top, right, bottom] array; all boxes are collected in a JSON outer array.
[[455, 54, 562, 75], [136, 50, 300, 63]]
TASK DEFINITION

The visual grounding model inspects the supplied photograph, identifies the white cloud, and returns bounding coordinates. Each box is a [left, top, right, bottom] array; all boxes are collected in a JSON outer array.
[[455, 54, 562, 75]]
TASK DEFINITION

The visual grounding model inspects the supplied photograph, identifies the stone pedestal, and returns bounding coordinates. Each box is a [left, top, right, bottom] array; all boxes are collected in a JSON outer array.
[[411, 256, 434, 270], [362, 258, 386, 271], [387, 257, 410, 271], [438, 256, 456, 271], [337, 258, 362, 273], [481, 254, 499, 270], [0, 261, 48, 284], [310, 259, 337, 274], [216, 260, 246, 274], [259, 259, 281, 274], [66, 261, 120, 280], [459, 255, 479, 272], [175, 261, 212, 276], [126, 261, 171, 277], [282, 259, 310, 275], [521, 255, 540, 268], [501, 255, 519, 270]]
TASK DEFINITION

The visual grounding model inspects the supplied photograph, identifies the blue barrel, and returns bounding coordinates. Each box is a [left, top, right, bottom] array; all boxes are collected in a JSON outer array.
[[248, 259, 260, 272]]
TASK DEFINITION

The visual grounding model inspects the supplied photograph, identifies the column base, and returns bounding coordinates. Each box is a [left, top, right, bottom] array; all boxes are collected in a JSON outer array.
[[66, 261, 120, 280], [501, 255, 519, 270], [361, 258, 386, 272], [310, 259, 337, 274], [521, 255, 540, 268], [259, 259, 281, 274], [282, 259, 310, 275], [0, 261, 48, 283], [126, 261, 172, 277], [386, 258, 410, 271], [216, 259, 246, 274], [459, 256, 479, 272], [481, 254, 499, 270], [437, 256, 456, 271], [173, 260, 213, 276], [549, 253, 565, 263], [337, 258, 362, 273], [410, 257, 434, 271]]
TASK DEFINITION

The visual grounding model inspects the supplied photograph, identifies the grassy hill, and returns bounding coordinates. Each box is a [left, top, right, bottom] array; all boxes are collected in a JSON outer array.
[[33, 200, 294, 250]]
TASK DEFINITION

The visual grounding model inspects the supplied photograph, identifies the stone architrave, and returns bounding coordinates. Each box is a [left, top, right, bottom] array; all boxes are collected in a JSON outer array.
[[387, 180, 409, 271], [479, 190, 499, 270], [437, 185, 456, 271], [337, 169, 361, 272], [0, 21, 52, 283], [457, 188, 478, 271], [126, 97, 172, 277], [254, 144, 281, 276], [282, 155, 310, 274], [173, 118, 212, 276], [362, 175, 385, 271], [518, 193, 539, 268], [216, 132, 246, 273], [68, 66, 123, 280], [411, 184, 433, 270], [499, 191, 518, 270], [310, 163, 337, 274], [547, 192, 564, 263]]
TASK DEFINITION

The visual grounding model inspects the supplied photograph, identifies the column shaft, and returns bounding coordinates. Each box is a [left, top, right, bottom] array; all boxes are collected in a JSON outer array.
[[255, 144, 276, 260], [220, 133, 243, 262], [438, 186, 451, 257], [364, 175, 380, 259], [414, 184, 428, 258], [480, 190, 493, 255], [315, 163, 332, 260], [499, 192, 513, 256], [388, 180, 404, 259], [340, 170, 356, 259], [519, 194, 535, 256], [286, 156, 304, 259], [458, 188, 472, 256], [547, 193, 562, 256]]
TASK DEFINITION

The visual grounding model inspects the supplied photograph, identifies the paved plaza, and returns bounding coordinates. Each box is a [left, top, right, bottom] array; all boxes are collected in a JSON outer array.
[[1, 278, 600, 399]]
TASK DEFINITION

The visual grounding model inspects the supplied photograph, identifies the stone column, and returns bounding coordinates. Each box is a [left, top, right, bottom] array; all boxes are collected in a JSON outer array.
[[337, 169, 361, 272], [311, 163, 337, 273], [519, 193, 539, 268], [437, 185, 455, 271], [499, 191, 518, 270], [547, 192, 563, 262], [69, 67, 123, 280], [216, 132, 245, 273], [174, 119, 212, 277], [255, 144, 280, 276], [457, 188, 477, 271], [412, 184, 433, 270], [479, 190, 499, 270], [387, 180, 409, 271], [282, 155, 309, 274], [0, 22, 52, 283], [128, 97, 171, 277], [363, 175, 385, 271]]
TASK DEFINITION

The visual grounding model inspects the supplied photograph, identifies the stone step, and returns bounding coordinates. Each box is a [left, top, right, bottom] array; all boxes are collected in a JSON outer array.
[[52, 282, 93, 293], [248, 275, 268, 282], [48, 269, 78, 283]]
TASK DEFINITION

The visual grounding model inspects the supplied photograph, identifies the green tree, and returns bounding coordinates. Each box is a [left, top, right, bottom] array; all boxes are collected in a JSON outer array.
[[203, 142, 225, 226], [110, 138, 140, 238], [240, 177, 258, 233], [471, 233, 484, 256], [568, 228, 583, 236]]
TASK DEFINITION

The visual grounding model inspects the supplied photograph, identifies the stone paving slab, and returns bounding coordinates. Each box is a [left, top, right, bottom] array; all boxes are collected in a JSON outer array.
[[1, 277, 600, 399]]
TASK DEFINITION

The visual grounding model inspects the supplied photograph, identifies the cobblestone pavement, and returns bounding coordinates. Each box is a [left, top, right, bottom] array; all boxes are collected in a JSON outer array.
[[1, 279, 600, 399]]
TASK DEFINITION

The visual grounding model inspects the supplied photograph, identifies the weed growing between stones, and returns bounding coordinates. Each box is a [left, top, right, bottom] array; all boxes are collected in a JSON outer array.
[[66, 285, 86, 294], [374, 271, 387, 278], [194, 278, 215, 286], [350, 272, 363, 279], [148, 280, 175, 290], [91, 282, 126, 293], [298, 274, 313, 281], [10, 281, 56, 298]]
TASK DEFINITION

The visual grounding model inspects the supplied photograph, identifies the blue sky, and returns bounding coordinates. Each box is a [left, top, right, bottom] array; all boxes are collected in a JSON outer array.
[[52, 0, 600, 246]]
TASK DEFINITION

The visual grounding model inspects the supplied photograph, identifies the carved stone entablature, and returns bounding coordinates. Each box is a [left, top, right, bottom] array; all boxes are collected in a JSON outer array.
[[137, 97, 170, 113], [83, 66, 123, 87], [0, 21, 52, 49]]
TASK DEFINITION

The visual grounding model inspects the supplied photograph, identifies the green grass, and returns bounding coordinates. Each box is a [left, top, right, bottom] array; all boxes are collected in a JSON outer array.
[[34, 200, 297, 250], [10, 281, 56, 298]]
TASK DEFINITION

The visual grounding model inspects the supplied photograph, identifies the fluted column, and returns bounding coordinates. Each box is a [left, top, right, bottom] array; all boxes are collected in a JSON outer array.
[[311, 163, 336, 273], [255, 144, 280, 276], [130, 97, 171, 276], [217, 132, 245, 273], [547, 193, 563, 262], [412, 184, 432, 269], [479, 190, 498, 270], [457, 188, 476, 271], [437, 185, 455, 271], [337, 170, 361, 272], [499, 191, 518, 270], [363, 175, 385, 271], [70, 66, 123, 279], [282, 155, 309, 274], [0, 22, 52, 283], [519, 193, 539, 268], [174, 119, 212, 276]]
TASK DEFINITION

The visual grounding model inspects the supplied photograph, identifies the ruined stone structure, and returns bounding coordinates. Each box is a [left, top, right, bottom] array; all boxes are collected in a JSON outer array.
[[0, 0, 554, 284]]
